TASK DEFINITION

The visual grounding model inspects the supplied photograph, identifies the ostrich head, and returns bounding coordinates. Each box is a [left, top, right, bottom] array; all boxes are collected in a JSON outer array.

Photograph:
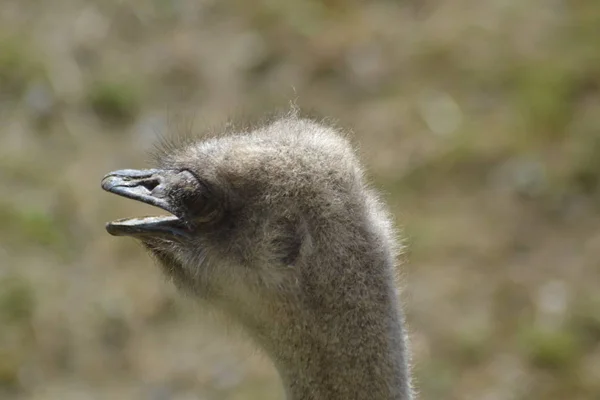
[[101, 117, 412, 400]]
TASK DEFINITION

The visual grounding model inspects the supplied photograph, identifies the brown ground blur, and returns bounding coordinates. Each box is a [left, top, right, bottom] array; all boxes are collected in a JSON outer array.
[[1, 1, 599, 399]]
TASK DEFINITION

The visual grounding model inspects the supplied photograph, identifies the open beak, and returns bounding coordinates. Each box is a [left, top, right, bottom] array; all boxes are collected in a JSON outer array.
[[101, 169, 194, 238]]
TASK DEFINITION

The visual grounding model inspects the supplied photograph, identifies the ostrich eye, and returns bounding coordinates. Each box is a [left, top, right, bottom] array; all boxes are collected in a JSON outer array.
[[175, 172, 220, 223]]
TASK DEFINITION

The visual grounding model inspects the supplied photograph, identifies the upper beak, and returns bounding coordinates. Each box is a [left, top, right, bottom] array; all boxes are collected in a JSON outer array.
[[101, 169, 178, 215], [101, 169, 193, 237]]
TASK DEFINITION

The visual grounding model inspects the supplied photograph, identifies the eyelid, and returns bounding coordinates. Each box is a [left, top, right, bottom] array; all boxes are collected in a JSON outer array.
[[180, 169, 213, 196], [179, 168, 200, 182]]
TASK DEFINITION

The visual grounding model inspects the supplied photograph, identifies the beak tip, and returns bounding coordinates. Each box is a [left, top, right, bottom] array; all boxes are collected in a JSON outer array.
[[105, 222, 125, 236], [105, 222, 116, 235], [101, 177, 116, 192]]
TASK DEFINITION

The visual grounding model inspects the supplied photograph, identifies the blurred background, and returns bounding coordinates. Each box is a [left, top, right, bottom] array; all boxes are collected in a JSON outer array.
[[1, 0, 599, 399]]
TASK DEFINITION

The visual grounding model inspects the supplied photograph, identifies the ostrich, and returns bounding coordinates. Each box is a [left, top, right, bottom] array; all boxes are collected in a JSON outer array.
[[101, 116, 414, 400]]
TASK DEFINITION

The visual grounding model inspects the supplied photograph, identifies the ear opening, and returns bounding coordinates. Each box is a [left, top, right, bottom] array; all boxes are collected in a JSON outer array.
[[271, 217, 312, 266]]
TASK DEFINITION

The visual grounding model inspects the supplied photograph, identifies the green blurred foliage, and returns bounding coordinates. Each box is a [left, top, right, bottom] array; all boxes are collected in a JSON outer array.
[[87, 79, 142, 124], [0, 36, 43, 97]]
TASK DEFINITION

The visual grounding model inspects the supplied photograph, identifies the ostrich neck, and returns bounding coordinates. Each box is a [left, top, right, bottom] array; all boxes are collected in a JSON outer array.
[[253, 282, 413, 400]]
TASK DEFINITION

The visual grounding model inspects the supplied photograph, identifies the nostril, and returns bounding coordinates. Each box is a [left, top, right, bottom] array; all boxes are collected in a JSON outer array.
[[140, 178, 160, 191], [150, 181, 170, 198]]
